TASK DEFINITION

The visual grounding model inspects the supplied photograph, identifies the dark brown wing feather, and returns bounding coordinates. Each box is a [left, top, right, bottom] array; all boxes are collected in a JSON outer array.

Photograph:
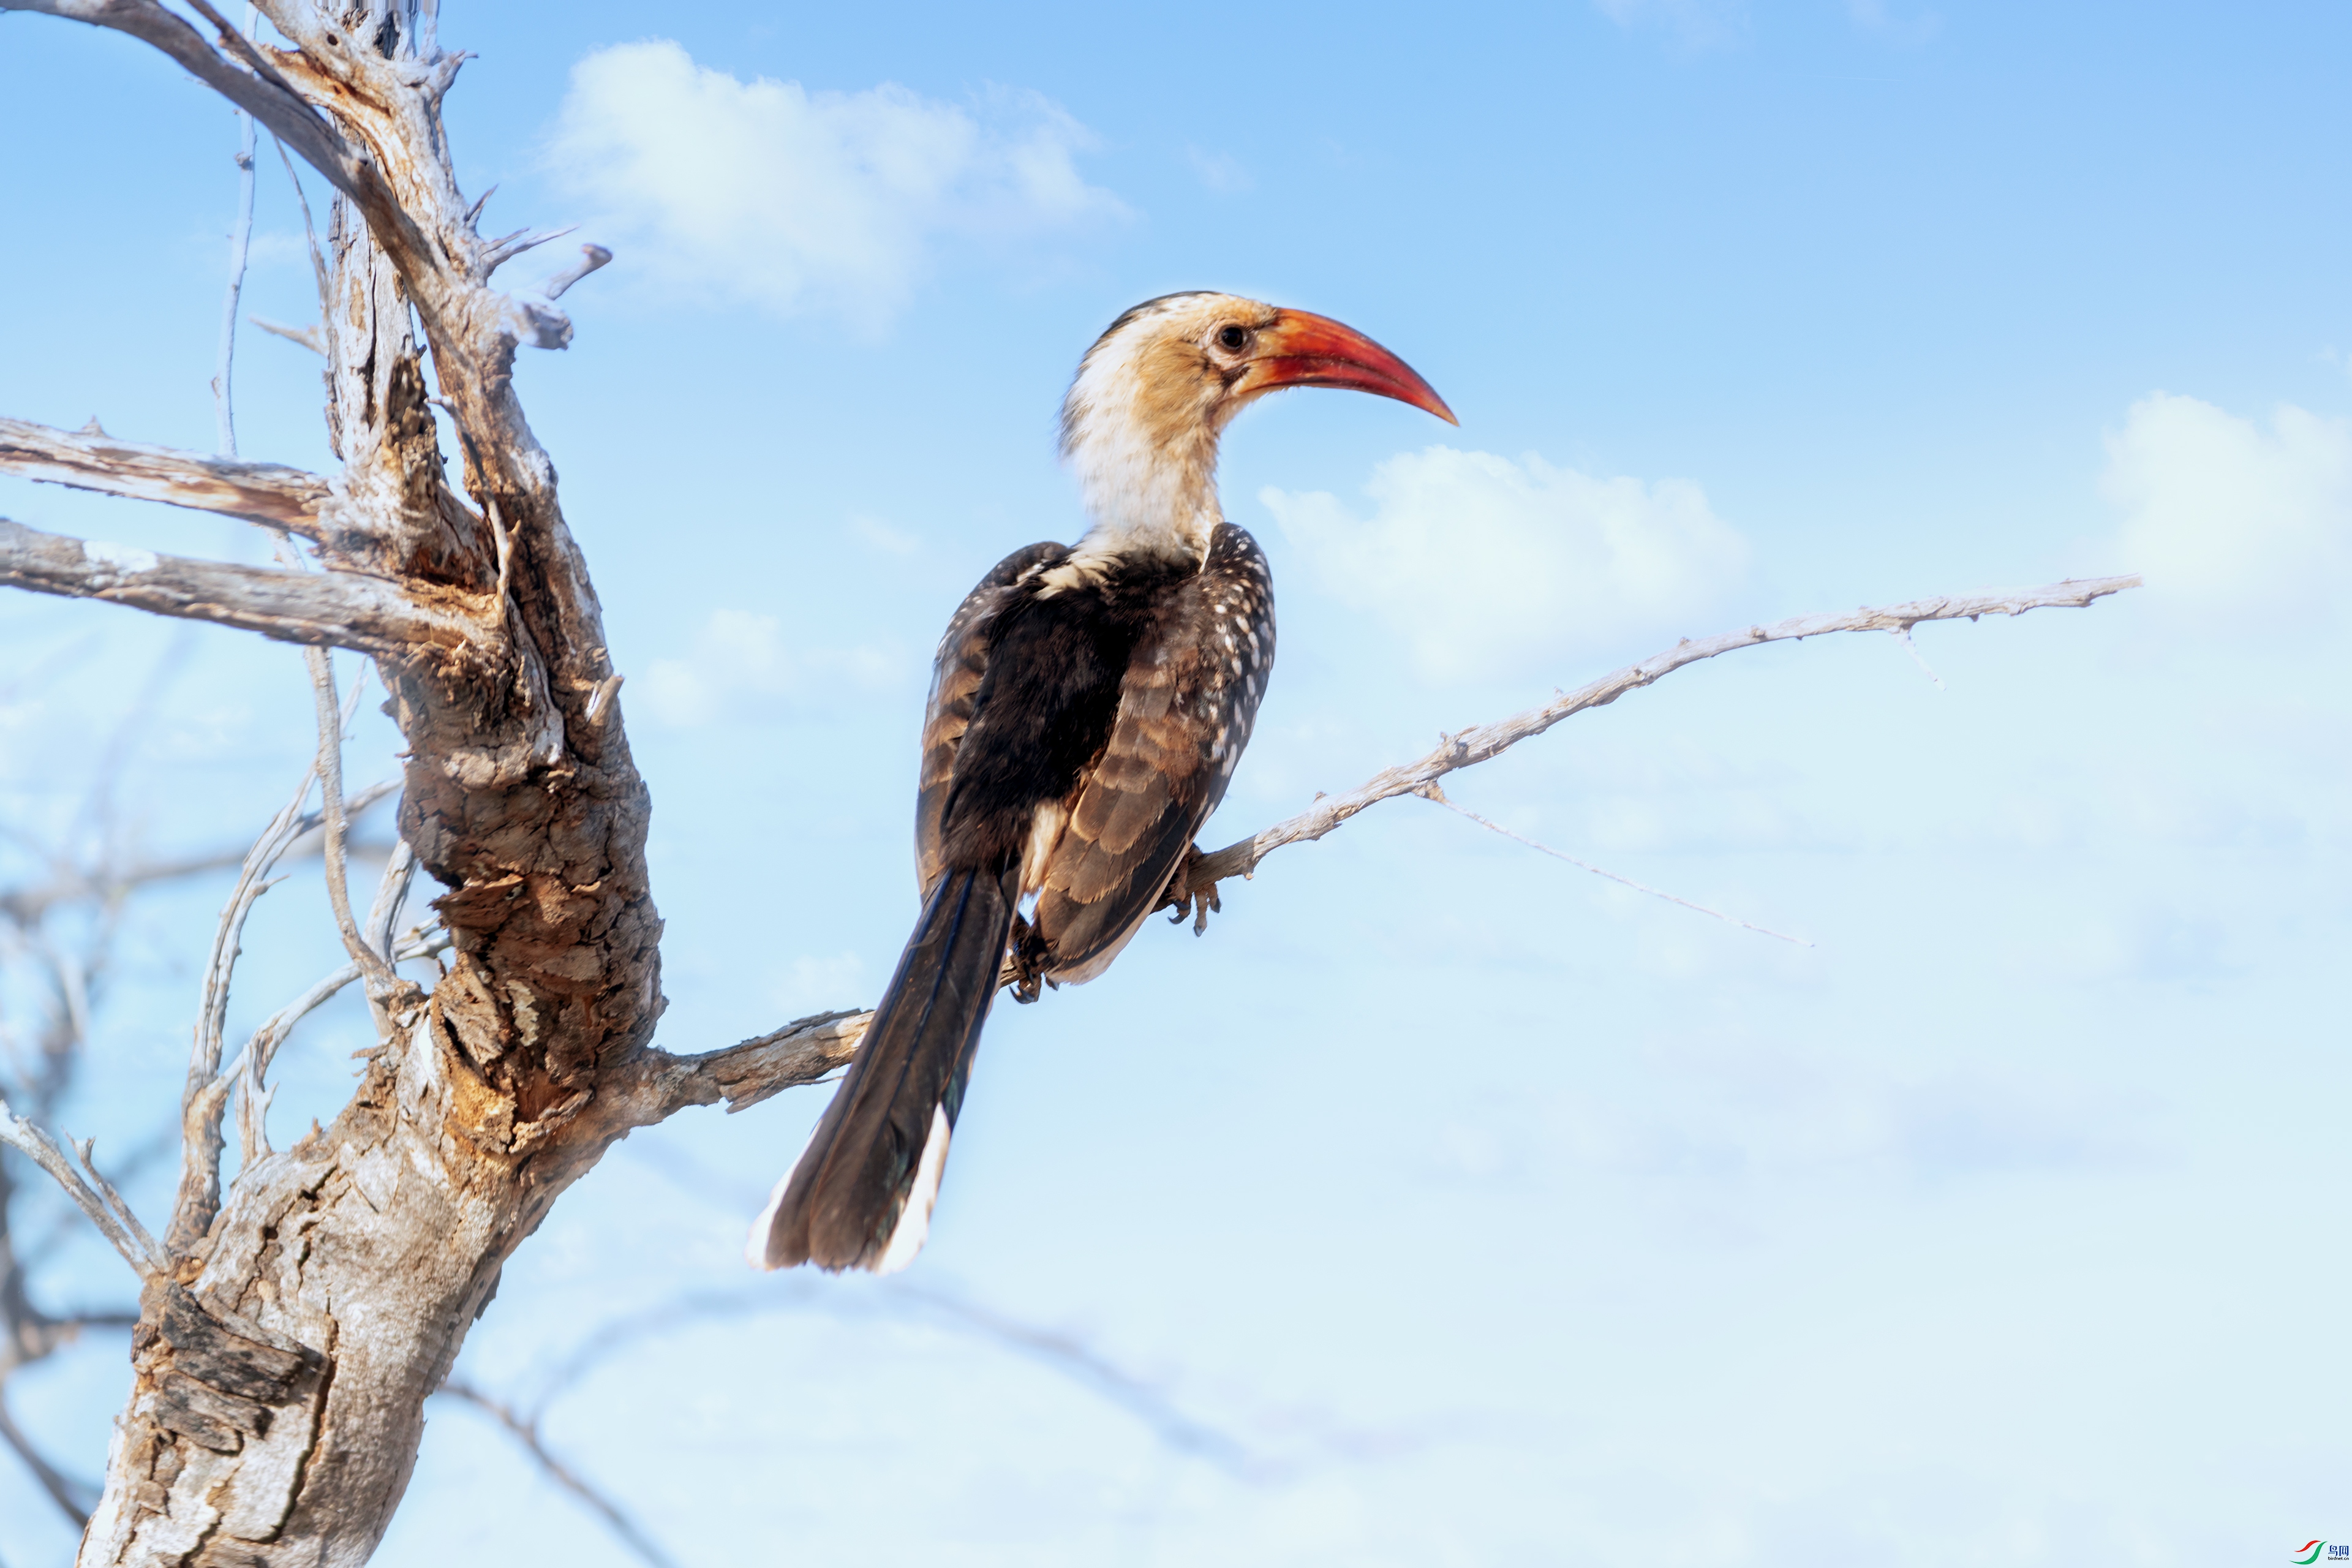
[[916, 540, 1068, 897], [1036, 524, 1275, 982]]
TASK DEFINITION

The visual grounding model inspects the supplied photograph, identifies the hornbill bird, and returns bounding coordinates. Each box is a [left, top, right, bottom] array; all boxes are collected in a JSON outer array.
[[751, 292, 1455, 1273]]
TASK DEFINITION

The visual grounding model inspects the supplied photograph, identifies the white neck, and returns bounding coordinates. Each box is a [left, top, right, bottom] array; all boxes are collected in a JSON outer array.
[[1059, 321, 1224, 571], [1065, 422, 1219, 570]]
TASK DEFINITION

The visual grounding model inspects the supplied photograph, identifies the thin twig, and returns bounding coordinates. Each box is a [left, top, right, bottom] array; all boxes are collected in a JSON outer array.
[[20, 1127, 178, 1270], [0, 1390, 96, 1527], [434, 1381, 681, 1568], [302, 651, 397, 996], [249, 315, 325, 356], [617, 1140, 1264, 1474], [0, 1094, 160, 1278], [271, 132, 330, 317], [1890, 625, 1945, 689], [1422, 786, 1813, 947], [210, 4, 259, 459], [364, 837, 417, 960], [171, 741, 393, 1251], [72, 1137, 166, 1262], [538, 244, 611, 301], [225, 923, 450, 1163]]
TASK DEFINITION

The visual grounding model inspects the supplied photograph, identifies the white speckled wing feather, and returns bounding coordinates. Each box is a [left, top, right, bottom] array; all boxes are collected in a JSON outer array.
[[1035, 523, 1276, 982]]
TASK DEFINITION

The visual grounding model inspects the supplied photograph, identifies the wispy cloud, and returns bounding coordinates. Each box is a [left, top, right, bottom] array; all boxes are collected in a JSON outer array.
[[1261, 445, 1749, 684], [849, 515, 921, 557], [771, 950, 869, 1017], [1845, 0, 1941, 46], [545, 40, 1125, 328], [1591, 0, 1749, 49], [631, 608, 906, 729], [1184, 145, 1254, 195], [2101, 392, 2352, 628]]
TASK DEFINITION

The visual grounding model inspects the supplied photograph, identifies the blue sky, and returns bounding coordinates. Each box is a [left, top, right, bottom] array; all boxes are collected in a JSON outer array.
[[2, 2, 2348, 1564]]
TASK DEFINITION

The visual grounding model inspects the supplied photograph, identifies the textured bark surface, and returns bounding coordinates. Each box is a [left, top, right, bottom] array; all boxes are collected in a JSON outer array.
[[0, 4, 856, 1562]]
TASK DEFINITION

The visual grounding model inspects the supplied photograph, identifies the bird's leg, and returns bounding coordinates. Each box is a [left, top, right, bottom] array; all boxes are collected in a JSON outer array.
[[1157, 843, 1223, 936], [1000, 910, 1051, 1003]]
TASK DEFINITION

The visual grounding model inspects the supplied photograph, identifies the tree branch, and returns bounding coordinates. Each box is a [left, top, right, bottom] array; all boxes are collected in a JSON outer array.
[[0, 1095, 162, 1279], [1183, 575, 2144, 894], [303, 652, 401, 998], [213, 15, 259, 461], [0, 0, 386, 240], [0, 516, 472, 653], [173, 766, 394, 1252], [607, 1011, 873, 1130], [229, 924, 450, 1165], [433, 1380, 680, 1568], [0, 417, 330, 535], [557, 1145, 1270, 1478], [0, 848, 249, 928], [0, 1390, 97, 1527]]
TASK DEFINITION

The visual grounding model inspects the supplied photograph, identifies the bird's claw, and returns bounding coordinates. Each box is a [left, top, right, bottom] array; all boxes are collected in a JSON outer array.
[[1003, 911, 1051, 1003], [1158, 845, 1223, 936]]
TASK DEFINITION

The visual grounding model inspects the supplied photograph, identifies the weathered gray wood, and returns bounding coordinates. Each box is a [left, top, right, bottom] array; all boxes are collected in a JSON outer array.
[[0, 418, 330, 534], [0, 518, 464, 655]]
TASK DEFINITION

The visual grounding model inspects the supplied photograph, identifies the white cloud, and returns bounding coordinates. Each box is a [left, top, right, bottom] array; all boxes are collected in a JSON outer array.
[[1845, 0, 1941, 44], [771, 951, 869, 1017], [2100, 393, 2352, 627], [1261, 445, 1749, 684], [1184, 146, 1254, 194], [1591, 0, 1748, 48], [545, 40, 1123, 327], [632, 608, 905, 728], [850, 515, 920, 557]]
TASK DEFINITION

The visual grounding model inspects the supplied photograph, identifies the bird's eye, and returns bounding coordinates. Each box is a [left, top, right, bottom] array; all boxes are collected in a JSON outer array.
[[1215, 324, 1250, 352]]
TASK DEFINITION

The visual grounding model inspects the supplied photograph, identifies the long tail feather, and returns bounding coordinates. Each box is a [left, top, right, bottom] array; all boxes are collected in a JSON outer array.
[[751, 865, 1017, 1273]]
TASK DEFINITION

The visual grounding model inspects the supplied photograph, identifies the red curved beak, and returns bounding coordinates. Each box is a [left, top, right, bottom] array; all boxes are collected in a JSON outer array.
[[1248, 309, 1458, 425]]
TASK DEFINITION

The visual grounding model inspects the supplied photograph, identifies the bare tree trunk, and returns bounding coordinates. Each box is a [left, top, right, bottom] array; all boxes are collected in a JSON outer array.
[[0, 4, 842, 1561]]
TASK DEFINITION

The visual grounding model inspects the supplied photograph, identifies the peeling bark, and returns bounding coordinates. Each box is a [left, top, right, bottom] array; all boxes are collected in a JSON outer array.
[[0, 4, 846, 1561]]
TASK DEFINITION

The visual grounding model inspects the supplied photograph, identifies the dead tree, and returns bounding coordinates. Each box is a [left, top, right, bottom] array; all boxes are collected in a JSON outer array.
[[0, 4, 2138, 1562]]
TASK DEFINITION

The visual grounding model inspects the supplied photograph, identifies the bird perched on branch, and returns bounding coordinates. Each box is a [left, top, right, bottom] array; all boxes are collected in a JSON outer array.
[[751, 292, 1455, 1273]]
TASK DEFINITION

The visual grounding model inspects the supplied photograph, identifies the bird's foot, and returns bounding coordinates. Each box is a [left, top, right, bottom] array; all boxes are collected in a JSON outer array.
[[1002, 911, 1052, 1003], [1158, 844, 1223, 936]]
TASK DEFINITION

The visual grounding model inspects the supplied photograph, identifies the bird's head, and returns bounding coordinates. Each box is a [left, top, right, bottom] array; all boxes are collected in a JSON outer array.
[[1058, 292, 1455, 567]]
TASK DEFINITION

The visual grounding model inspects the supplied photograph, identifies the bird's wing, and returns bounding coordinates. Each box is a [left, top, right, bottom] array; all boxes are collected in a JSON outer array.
[[1035, 524, 1276, 982], [916, 541, 1068, 897]]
